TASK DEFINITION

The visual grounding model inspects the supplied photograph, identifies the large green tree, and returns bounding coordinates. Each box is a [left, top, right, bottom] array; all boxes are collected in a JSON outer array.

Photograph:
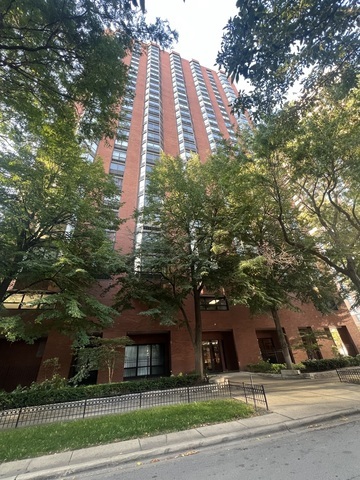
[[208, 146, 340, 369], [217, 0, 359, 118], [0, 118, 125, 344], [249, 81, 360, 302], [0, 0, 177, 139], [114, 154, 240, 378]]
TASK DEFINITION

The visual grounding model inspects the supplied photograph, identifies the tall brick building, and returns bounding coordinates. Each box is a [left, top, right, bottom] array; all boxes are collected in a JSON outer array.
[[1, 44, 360, 390]]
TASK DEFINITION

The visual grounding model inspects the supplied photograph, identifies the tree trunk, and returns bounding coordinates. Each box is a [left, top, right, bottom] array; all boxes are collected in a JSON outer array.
[[271, 307, 293, 369], [193, 287, 204, 378]]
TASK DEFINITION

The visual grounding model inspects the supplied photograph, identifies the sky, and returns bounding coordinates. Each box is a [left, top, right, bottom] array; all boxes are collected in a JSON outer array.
[[145, 0, 239, 70]]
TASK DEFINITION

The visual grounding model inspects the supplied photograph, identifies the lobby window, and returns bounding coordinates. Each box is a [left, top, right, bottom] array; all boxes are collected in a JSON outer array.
[[123, 344, 165, 378], [298, 327, 323, 360], [200, 296, 229, 311]]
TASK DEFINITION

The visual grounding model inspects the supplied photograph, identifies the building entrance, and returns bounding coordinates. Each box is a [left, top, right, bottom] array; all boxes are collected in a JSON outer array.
[[202, 340, 223, 372]]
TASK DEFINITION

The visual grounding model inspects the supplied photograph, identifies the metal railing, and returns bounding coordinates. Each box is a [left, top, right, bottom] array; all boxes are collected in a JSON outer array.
[[228, 382, 269, 411], [0, 381, 268, 429], [337, 368, 360, 384]]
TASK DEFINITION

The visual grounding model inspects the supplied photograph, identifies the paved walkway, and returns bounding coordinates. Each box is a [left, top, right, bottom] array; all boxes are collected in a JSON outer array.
[[1, 372, 360, 480]]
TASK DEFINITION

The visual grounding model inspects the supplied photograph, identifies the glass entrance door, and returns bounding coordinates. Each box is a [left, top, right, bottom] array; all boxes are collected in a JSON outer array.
[[202, 340, 223, 372]]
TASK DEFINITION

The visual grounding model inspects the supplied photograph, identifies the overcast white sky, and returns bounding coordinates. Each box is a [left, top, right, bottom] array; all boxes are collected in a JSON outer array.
[[145, 0, 238, 70]]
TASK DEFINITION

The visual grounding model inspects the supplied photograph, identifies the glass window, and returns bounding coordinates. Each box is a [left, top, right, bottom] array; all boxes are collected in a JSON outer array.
[[200, 296, 229, 311], [109, 162, 125, 175], [146, 152, 159, 164], [112, 150, 127, 162], [123, 344, 166, 378], [111, 175, 123, 190]]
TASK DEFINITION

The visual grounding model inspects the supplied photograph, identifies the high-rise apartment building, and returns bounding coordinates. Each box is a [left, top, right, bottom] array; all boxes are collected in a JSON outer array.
[[96, 43, 248, 256], [1, 44, 359, 390]]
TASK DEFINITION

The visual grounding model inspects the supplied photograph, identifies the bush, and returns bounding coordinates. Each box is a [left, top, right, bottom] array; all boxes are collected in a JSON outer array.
[[302, 355, 360, 372], [247, 360, 285, 374], [0, 374, 201, 410], [247, 360, 305, 374]]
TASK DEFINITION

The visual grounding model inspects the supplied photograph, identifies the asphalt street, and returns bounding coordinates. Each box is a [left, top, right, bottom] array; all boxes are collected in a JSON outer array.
[[79, 417, 360, 480]]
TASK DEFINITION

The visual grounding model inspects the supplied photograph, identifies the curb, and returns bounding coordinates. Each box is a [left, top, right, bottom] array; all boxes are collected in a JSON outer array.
[[3, 408, 360, 480]]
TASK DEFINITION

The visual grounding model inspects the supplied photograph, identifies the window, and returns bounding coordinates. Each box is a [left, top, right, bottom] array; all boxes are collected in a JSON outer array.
[[109, 162, 125, 175], [200, 296, 228, 311], [298, 327, 323, 360], [146, 143, 161, 152], [146, 152, 159, 164], [123, 344, 165, 378], [114, 139, 128, 149], [112, 149, 127, 162], [146, 132, 160, 143], [111, 175, 123, 190], [105, 230, 116, 247], [3, 291, 56, 309]]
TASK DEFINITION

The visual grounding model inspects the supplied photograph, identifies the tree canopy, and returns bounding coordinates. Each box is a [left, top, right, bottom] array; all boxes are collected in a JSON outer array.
[[113, 147, 341, 373], [0, 0, 177, 139], [217, 0, 359, 118], [242, 79, 360, 303], [204, 144, 340, 368], [0, 117, 125, 344]]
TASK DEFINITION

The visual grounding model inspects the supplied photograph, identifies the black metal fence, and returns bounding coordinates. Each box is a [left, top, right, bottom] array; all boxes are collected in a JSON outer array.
[[0, 381, 268, 430], [228, 382, 269, 411], [337, 368, 360, 384]]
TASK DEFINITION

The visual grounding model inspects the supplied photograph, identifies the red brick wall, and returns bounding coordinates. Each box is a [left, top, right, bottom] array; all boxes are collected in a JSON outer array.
[[11, 295, 360, 387]]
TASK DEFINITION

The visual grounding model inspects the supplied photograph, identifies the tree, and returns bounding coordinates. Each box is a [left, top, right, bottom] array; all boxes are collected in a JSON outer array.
[[250, 80, 360, 302], [114, 154, 240, 378], [210, 146, 340, 369], [71, 336, 132, 384], [234, 244, 339, 368], [0, 117, 125, 344], [0, 0, 178, 139], [217, 0, 359, 118]]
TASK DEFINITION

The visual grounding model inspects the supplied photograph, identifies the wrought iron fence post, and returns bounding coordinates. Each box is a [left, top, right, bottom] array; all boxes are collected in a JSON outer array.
[[187, 386, 190, 404], [228, 381, 232, 397], [243, 382, 248, 404], [140, 392, 142, 409], [252, 386, 257, 410], [262, 385, 269, 411], [15, 408, 22, 428], [83, 399, 87, 419]]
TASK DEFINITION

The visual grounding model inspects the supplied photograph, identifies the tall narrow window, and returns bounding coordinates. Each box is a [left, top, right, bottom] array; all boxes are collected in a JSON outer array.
[[298, 327, 322, 360]]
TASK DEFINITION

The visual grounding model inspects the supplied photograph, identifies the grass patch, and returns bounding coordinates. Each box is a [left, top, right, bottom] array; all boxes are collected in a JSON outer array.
[[0, 399, 254, 463]]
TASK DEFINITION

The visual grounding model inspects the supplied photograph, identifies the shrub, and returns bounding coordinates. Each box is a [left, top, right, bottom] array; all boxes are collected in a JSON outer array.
[[0, 374, 201, 410], [302, 355, 360, 372], [247, 360, 305, 374], [247, 360, 285, 374]]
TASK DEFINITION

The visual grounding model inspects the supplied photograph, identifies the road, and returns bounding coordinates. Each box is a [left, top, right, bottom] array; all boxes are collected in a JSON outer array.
[[74, 418, 360, 480]]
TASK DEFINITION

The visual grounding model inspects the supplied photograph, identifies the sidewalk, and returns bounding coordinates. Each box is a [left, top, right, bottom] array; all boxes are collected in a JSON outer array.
[[1, 373, 360, 480]]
